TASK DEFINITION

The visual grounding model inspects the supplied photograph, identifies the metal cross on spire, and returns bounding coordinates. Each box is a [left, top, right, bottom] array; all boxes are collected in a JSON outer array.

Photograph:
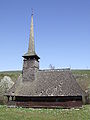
[[31, 8, 34, 15]]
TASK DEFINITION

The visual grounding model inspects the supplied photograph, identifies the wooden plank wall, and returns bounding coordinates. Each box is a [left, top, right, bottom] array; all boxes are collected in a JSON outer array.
[[16, 101, 82, 108]]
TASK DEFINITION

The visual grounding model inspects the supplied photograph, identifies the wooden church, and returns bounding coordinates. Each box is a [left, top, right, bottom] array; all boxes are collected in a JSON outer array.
[[5, 13, 85, 108]]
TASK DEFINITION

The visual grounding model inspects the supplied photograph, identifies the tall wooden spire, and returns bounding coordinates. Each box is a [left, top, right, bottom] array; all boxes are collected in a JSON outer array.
[[28, 13, 35, 54], [23, 12, 40, 60]]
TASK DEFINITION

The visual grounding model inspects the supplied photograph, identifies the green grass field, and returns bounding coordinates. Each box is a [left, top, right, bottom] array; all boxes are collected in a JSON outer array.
[[0, 105, 90, 120]]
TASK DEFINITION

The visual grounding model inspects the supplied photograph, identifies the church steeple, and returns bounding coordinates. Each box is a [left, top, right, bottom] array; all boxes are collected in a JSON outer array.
[[23, 12, 40, 60], [22, 12, 40, 82]]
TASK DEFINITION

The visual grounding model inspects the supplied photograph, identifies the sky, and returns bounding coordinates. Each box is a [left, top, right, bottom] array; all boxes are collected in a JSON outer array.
[[0, 0, 90, 71]]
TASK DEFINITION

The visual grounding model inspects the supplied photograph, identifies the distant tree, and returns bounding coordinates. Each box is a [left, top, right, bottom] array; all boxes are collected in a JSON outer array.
[[49, 64, 55, 69], [0, 76, 14, 104]]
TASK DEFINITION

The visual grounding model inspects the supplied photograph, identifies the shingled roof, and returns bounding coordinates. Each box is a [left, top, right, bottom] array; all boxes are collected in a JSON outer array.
[[6, 69, 85, 97]]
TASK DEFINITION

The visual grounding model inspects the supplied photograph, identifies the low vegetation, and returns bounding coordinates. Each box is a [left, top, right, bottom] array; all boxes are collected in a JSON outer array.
[[0, 71, 21, 104], [0, 105, 90, 120], [0, 71, 21, 82]]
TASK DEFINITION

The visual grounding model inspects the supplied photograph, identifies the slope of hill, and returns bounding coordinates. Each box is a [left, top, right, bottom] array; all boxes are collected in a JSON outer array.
[[72, 70, 90, 91], [0, 71, 21, 83]]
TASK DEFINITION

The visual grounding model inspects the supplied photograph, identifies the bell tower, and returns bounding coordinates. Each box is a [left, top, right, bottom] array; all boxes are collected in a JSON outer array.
[[22, 12, 40, 82]]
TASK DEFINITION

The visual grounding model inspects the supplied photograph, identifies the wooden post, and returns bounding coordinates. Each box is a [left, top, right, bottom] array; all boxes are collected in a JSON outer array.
[[12, 96, 14, 101], [7, 96, 10, 101]]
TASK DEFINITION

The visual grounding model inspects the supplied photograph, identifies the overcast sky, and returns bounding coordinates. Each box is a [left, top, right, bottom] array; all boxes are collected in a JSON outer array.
[[0, 0, 90, 71]]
